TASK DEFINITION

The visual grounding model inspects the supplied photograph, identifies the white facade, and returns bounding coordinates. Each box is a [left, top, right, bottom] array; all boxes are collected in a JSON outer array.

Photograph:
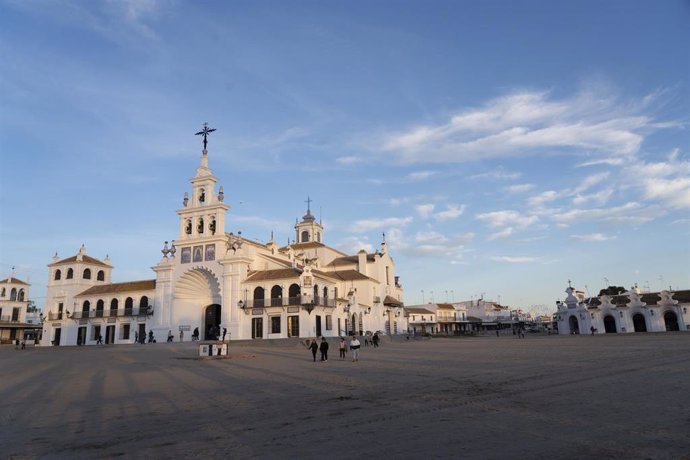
[[0, 275, 33, 343], [555, 286, 689, 335], [41, 146, 405, 346]]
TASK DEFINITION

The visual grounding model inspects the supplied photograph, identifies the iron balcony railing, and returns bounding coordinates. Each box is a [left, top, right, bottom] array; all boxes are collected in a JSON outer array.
[[244, 296, 337, 309], [69, 308, 151, 319]]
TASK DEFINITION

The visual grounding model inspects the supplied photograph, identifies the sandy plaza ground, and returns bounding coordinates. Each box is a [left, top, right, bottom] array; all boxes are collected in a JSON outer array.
[[1, 333, 689, 460]]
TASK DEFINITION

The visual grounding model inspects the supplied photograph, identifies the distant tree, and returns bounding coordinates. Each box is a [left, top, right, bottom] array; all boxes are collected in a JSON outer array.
[[598, 286, 626, 296]]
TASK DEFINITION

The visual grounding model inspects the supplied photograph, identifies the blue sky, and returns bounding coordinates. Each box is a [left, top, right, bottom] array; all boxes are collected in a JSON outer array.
[[1, 0, 688, 314]]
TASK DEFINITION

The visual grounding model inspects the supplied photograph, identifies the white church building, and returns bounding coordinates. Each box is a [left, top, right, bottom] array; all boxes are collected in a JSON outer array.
[[41, 139, 405, 346], [555, 285, 689, 335]]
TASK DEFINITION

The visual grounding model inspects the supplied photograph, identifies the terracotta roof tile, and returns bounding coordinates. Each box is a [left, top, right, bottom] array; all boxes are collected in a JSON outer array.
[[245, 268, 302, 282], [77, 280, 155, 296], [405, 307, 434, 314], [435, 303, 454, 310], [50, 254, 111, 268], [0, 277, 29, 285], [383, 295, 403, 307], [319, 270, 373, 282]]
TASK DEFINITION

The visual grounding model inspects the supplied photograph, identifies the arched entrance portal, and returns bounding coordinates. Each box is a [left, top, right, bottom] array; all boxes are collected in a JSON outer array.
[[174, 267, 222, 340], [604, 315, 617, 333], [204, 304, 221, 340], [632, 313, 647, 332], [664, 311, 679, 331], [568, 316, 579, 334]]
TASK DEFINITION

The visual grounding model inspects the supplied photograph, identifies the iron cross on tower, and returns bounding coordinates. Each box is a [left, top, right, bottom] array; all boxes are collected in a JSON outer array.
[[195, 123, 216, 151], [305, 196, 312, 212]]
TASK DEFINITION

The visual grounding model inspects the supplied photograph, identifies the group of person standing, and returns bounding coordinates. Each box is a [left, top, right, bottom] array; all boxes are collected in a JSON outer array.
[[309, 336, 362, 362]]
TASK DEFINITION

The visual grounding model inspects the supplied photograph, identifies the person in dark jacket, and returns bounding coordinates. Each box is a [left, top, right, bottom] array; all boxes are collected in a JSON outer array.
[[319, 337, 329, 361], [309, 339, 318, 362]]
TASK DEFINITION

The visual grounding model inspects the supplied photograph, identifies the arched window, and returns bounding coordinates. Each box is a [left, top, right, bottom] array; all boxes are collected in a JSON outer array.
[[82, 300, 90, 312], [110, 298, 119, 313], [271, 285, 283, 306], [323, 286, 328, 299], [17, 289, 25, 301], [197, 217, 204, 234], [66, 268, 74, 279], [253, 287, 265, 308], [96, 300, 104, 317], [10, 288, 17, 301], [54, 270, 62, 281], [289, 284, 301, 304], [334, 287, 338, 299], [313, 285, 319, 299], [0, 288, 5, 297], [97, 270, 105, 281], [83, 268, 91, 279], [301, 230, 309, 242], [139, 296, 148, 309], [125, 297, 133, 310], [317, 232, 321, 242]]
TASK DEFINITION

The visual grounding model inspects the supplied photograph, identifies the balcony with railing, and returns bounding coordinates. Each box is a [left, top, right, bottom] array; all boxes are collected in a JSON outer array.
[[66, 307, 152, 320], [47, 312, 64, 321], [243, 296, 336, 309]]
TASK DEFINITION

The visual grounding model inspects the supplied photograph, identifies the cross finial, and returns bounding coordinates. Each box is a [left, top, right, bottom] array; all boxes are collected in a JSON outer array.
[[568, 279, 572, 288], [305, 196, 312, 212], [195, 123, 216, 151]]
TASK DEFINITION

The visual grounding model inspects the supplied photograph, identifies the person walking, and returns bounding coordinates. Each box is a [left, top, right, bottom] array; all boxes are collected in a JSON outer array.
[[349, 336, 361, 362], [179, 330, 183, 342], [339, 337, 347, 359], [309, 339, 318, 362], [319, 337, 329, 361], [167, 330, 173, 342], [372, 332, 380, 348], [148, 330, 154, 343], [222, 327, 227, 341], [97, 334, 103, 345]]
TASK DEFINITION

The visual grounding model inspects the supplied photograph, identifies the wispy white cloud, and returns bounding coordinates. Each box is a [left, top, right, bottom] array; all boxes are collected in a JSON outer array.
[[476, 210, 538, 229], [415, 204, 435, 218], [434, 204, 466, 222], [376, 88, 677, 163], [490, 256, 538, 263], [336, 156, 364, 165], [349, 216, 413, 232], [388, 229, 474, 259], [505, 183, 535, 194], [406, 170, 438, 181], [468, 169, 521, 180], [570, 233, 616, 242], [336, 236, 373, 254], [551, 202, 664, 226], [487, 227, 514, 240]]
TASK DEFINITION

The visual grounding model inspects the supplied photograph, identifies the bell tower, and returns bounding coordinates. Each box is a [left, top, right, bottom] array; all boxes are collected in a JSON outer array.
[[177, 125, 229, 245], [294, 197, 324, 243]]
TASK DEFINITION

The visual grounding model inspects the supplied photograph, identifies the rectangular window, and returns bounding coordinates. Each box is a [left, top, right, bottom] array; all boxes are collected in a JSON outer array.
[[325, 315, 332, 331], [205, 244, 215, 261], [287, 316, 299, 337], [12, 308, 19, 321], [181, 247, 191, 263], [271, 316, 281, 334]]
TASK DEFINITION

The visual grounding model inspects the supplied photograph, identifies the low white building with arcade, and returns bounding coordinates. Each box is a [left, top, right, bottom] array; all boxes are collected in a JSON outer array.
[[555, 285, 689, 335]]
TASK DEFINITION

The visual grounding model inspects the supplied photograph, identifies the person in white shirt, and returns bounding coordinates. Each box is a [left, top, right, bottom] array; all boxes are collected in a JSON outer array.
[[349, 336, 361, 362]]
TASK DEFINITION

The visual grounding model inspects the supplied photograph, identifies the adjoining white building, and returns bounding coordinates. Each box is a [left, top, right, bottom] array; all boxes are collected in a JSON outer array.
[[0, 274, 39, 343], [40, 142, 405, 346], [555, 285, 689, 335]]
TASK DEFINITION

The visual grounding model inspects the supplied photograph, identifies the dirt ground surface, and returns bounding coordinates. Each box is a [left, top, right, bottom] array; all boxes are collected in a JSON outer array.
[[1, 333, 689, 460]]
